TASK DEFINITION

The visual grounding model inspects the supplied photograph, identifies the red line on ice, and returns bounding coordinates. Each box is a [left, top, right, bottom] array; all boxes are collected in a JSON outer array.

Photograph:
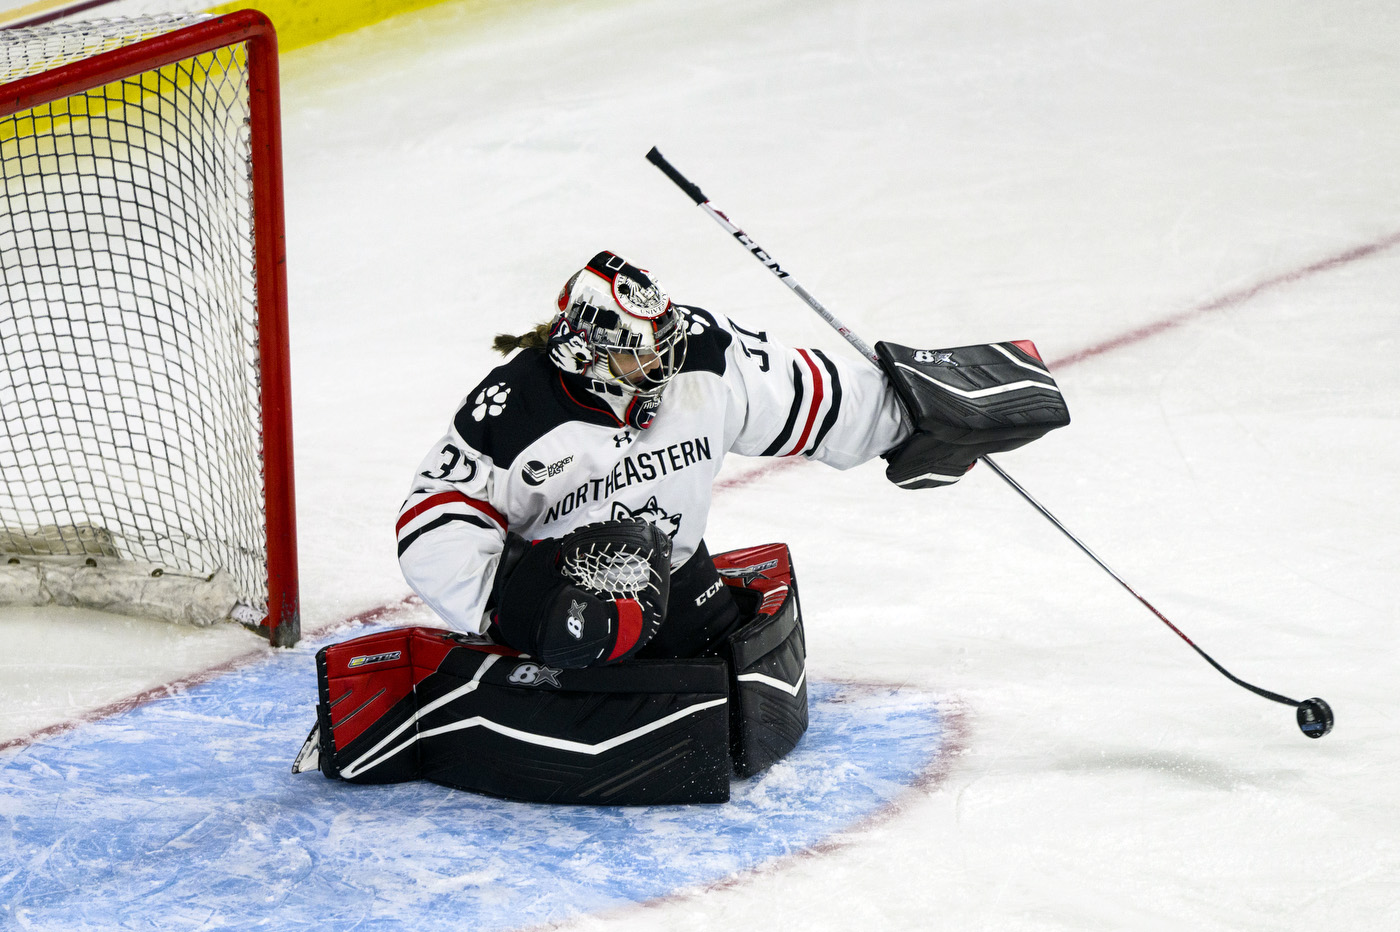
[[0, 596, 425, 753], [1048, 230, 1400, 369], [0, 648, 268, 754]]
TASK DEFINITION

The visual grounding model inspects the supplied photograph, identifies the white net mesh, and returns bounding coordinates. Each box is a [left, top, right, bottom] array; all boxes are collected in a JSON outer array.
[[0, 15, 268, 620], [0, 15, 208, 82], [560, 541, 663, 601]]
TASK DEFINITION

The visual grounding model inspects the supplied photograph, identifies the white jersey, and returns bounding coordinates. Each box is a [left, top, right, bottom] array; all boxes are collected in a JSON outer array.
[[396, 307, 910, 633]]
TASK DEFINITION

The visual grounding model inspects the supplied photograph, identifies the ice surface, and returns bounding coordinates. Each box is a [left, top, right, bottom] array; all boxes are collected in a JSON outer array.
[[0, 624, 945, 930], [0, 607, 260, 746], [4, 0, 1399, 928]]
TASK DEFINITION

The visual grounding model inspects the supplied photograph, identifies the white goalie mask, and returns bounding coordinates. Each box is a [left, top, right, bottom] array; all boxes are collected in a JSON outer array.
[[550, 251, 687, 405]]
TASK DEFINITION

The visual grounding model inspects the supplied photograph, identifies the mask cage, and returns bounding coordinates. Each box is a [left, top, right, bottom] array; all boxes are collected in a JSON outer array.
[[566, 299, 687, 397]]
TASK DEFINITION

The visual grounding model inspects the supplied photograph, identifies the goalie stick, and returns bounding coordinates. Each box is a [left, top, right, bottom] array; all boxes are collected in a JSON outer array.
[[645, 146, 1333, 739]]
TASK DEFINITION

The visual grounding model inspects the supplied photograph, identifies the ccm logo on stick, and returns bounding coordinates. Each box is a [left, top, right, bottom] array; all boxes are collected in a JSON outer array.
[[732, 230, 788, 278]]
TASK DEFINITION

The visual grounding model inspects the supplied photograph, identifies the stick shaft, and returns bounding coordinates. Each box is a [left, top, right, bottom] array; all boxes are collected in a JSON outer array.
[[647, 145, 1302, 710], [646, 148, 878, 363], [979, 457, 1299, 706]]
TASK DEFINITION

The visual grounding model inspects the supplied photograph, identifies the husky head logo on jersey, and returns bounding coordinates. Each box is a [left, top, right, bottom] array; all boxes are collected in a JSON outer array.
[[549, 251, 688, 430], [611, 496, 682, 539]]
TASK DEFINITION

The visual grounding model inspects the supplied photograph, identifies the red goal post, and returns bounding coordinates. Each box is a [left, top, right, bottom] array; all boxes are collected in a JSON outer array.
[[0, 11, 299, 646]]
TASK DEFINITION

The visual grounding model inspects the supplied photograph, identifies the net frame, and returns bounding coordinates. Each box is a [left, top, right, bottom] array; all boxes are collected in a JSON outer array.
[[0, 11, 298, 645]]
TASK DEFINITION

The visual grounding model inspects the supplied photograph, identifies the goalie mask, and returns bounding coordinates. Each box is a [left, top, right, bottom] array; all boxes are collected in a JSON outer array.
[[549, 251, 687, 429]]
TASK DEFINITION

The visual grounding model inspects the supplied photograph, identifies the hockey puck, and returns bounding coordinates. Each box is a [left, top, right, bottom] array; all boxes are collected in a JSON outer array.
[[1296, 697, 1333, 738]]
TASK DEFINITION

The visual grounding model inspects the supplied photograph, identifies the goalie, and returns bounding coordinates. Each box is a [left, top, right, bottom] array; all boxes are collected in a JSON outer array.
[[296, 250, 1069, 803]]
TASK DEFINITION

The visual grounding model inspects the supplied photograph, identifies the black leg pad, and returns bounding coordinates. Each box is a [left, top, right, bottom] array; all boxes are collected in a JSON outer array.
[[715, 544, 809, 778], [417, 652, 731, 804], [311, 627, 731, 804]]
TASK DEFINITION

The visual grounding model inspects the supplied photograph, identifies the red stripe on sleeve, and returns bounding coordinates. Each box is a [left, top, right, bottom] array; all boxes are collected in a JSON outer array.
[[607, 599, 644, 662], [784, 349, 826, 456], [396, 491, 507, 534]]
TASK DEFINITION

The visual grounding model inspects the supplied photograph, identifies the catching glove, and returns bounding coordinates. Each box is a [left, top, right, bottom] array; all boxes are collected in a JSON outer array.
[[490, 520, 672, 667]]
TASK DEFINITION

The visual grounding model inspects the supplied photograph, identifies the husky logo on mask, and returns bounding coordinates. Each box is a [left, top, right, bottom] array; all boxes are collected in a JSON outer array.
[[547, 317, 591, 375]]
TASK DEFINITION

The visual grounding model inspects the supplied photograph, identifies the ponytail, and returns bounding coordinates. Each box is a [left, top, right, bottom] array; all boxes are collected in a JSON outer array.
[[492, 321, 552, 356]]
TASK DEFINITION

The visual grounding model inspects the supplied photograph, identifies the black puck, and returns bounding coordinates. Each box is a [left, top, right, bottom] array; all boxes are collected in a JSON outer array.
[[1296, 697, 1333, 738]]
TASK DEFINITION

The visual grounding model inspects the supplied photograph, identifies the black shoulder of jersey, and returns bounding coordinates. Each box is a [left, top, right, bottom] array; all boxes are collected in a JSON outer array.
[[452, 350, 619, 464], [675, 305, 731, 377]]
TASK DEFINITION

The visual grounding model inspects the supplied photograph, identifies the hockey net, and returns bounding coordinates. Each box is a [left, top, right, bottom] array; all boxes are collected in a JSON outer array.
[[0, 11, 299, 645]]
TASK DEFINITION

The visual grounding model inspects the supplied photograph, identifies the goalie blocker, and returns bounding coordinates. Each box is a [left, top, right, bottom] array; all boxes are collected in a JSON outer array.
[[878, 339, 1071, 489], [292, 543, 806, 804]]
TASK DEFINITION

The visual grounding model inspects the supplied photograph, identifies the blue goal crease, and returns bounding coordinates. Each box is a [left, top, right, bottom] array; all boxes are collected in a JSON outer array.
[[0, 631, 946, 932]]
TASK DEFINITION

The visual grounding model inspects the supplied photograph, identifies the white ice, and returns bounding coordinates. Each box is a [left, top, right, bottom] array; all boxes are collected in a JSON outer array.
[[4, 0, 1399, 928]]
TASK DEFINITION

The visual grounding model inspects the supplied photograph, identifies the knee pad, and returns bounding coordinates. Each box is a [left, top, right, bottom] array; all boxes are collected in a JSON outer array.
[[715, 543, 807, 778]]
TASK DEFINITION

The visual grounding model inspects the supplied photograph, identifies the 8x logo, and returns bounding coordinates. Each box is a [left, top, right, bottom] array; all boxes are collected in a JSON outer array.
[[914, 350, 956, 366], [508, 663, 562, 687]]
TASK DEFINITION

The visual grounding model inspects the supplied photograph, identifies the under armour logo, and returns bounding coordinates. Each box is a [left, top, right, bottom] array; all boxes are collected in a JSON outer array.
[[613, 431, 634, 447], [566, 599, 587, 639], [508, 663, 562, 687]]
